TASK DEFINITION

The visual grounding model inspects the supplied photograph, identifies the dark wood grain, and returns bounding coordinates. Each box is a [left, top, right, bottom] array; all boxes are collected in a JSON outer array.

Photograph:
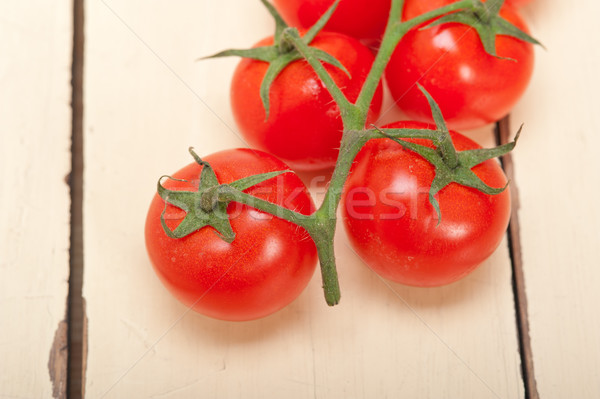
[[495, 115, 539, 399], [68, 0, 86, 397]]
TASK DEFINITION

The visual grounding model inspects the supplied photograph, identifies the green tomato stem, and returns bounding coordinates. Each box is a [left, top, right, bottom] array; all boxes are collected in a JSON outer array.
[[316, 130, 370, 220], [353, 0, 404, 116], [217, 125, 450, 305], [437, 134, 460, 169], [313, 226, 341, 305], [217, 187, 314, 230], [312, 126, 449, 304]]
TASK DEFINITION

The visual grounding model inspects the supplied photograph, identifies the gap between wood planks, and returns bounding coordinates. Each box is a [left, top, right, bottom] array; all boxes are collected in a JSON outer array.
[[59, 2, 538, 396], [495, 116, 539, 399], [67, 0, 86, 398]]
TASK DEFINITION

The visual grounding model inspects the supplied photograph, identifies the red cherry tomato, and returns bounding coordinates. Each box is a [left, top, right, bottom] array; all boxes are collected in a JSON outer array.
[[231, 31, 383, 171], [389, 1, 534, 130], [145, 149, 318, 321], [505, 0, 532, 8], [342, 121, 511, 286], [273, 0, 391, 41], [402, 0, 529, 21]]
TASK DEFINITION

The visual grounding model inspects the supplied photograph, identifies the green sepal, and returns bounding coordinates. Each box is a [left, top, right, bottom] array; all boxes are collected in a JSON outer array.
[[202, 47, 279, 63], [258, 0, 288, 43], [157, 176, 235, 242], [459, 124, 521, 169], [384, 86, 519, 222], [259, 52, 301, 119], [421, 0, 542, 59], [229, 169, 292, 191], [156, 148, 291, 242], [416, 83, 460, 168], [418, 84, 447, 143], [385, 133, 517, 223], [201, 0, 348, 119], [303, 0, 341, 43], [283, 28, 350, 76], [256, 42, 350, 119], [485, 0, 505, 15]]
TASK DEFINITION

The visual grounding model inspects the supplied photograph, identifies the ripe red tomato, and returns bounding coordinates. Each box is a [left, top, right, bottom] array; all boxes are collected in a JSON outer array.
[[505, 0, 532, 7], [273, 0, 391, 41], [231, 31, 383, 171], [145, 149, 318, 321], [389, 1, 534, 130], [401, 0, 528, 22], [342, 121, 511, 286]]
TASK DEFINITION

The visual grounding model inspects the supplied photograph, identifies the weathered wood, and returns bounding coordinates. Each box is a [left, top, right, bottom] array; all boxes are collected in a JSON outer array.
[[510, 1, 600, 397], [69, 0, 86, 398], [0, 1, 73, 398]]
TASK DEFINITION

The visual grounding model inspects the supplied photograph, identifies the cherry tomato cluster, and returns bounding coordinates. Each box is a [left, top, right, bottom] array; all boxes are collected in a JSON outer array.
[[276, 0, 535, 132], [145, 0, 537, 321]]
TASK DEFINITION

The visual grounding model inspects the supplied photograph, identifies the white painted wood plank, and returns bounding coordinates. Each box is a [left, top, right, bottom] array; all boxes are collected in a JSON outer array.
[[511, 1, 600, 397], [0, 1, 73, 398], [84, 1, 523, 397]]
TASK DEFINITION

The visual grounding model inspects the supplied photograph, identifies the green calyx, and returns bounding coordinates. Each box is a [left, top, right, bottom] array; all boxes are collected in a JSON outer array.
[[203, 0, 349, 119], [421, 0, 542, 59], [157, 148, 291, 242], [381, 85, 519, 221]]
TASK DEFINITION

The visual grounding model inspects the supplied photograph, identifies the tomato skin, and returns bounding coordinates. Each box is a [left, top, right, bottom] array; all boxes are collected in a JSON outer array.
[[231, 31, 383, 171], [402, 0, 527, 22], [145, 149, 317, 321], [342, 121, 511, 286], [390, 2, 534, 131], [273, 0, 391, 41], [505, 0, 532, 7]]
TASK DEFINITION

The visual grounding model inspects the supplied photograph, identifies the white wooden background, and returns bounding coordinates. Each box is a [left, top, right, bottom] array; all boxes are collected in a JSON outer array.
[[1, 0, 599, 398], [1, 1, 72, 398]]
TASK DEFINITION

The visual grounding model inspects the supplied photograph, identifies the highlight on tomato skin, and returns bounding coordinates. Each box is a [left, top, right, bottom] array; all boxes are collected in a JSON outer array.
[[230, 31, 383, 172], [145, 149, 318, 321], [341, 121, 511, 287]]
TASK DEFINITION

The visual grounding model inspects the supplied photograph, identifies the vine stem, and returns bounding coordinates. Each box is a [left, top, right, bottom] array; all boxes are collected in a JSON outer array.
[[313, 231, 340, 305], [316, 130, 370, 220], [313, 0, 476, 216], [315, 0, 477, 216], [353, 0, 405, 116], [215, 124, 446, 305], [218, 187, 314, 230], [222, 0, 477, 305]]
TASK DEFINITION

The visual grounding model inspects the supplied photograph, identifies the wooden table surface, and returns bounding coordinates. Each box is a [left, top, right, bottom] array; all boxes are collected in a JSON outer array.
[[2, 1, 599, 398]]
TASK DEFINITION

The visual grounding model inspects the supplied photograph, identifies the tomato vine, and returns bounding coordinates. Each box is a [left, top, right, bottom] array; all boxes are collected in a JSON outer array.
[[150, 0, 540, 313]]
